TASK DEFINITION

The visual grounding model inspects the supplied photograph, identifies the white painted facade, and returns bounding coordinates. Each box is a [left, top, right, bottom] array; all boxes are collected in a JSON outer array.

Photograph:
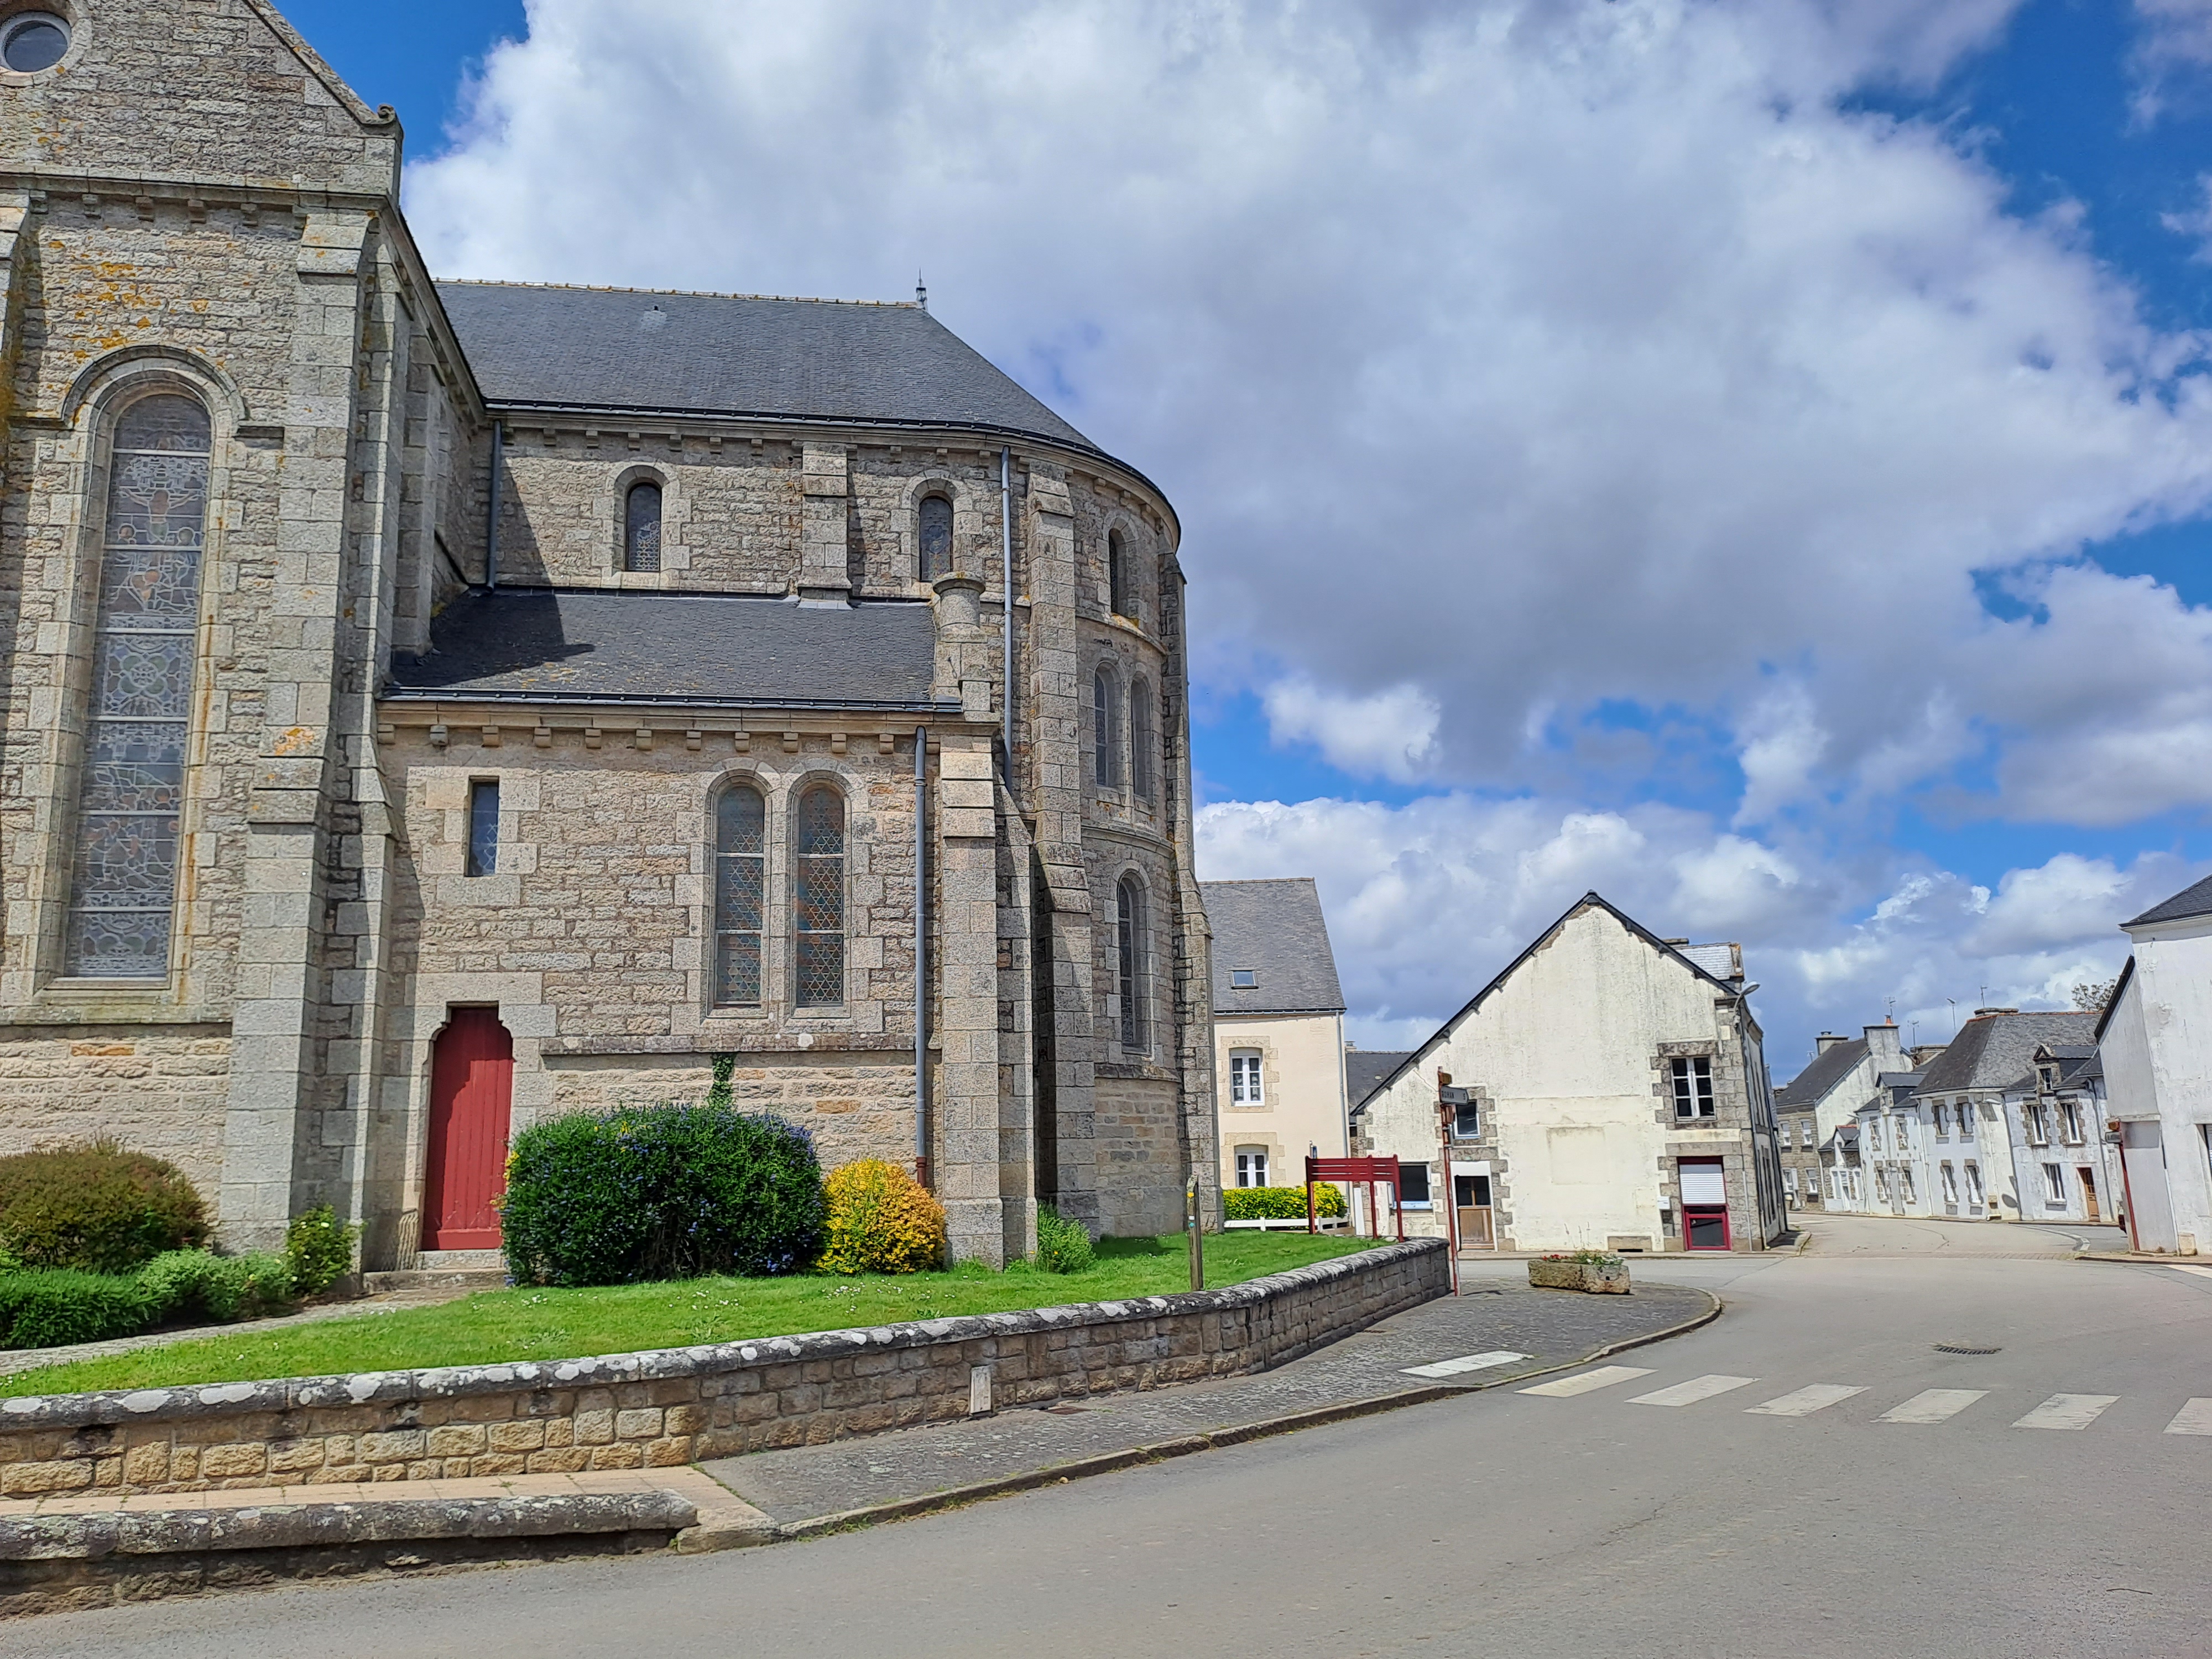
[[2099, 895, 2212, 1254], [1352, 894, 1785, 1254]]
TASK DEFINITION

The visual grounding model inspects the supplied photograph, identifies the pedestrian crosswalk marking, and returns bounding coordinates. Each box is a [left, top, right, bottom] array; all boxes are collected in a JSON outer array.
[[2012, 1394, 2117, 1431], [1402, 1350, 1530, 1379], [1629, 1374, 1758, 1408], [1745, 1384, 1866, 1417], [1877, 1389, 1988, 1425], [1519, 1365, 1654, 1398], [2164, 1398, 2212, 1436], [2168, 1265, 2212, 1280]]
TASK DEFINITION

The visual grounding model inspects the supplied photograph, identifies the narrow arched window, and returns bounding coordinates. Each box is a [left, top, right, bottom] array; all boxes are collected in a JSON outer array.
[[794, 786, 846, 1007], [1129, 677, 1154, 803], [1093, 666, 1121, 789], [624, 479, 662, 572], [65, 391, 211, 978], [713, 783, 766, 1005], [1117, 876, 1147, 1052], [919, 493, 953, 582], [1107, 527, 1129, 619]]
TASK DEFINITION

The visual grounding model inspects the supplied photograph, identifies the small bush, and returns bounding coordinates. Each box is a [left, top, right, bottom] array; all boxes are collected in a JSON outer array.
[[818, 1159, 946, 1275], [500, 1103, 828, 1287], [0, 1269, 152, 1349], [1222, 1183, 1350, 1222], [285, 1205, 359, 1296], [1033, 1204, 1095, 1274], [137, 1249, 296, 1324], [0, 1141, 208, 1274]]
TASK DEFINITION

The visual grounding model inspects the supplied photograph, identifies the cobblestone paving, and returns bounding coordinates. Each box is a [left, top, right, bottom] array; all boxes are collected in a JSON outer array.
[[704, 1280, 1713, 1525]]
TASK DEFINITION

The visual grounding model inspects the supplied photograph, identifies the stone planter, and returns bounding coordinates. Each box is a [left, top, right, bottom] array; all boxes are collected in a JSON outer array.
[[1528, 1257, 1631, 1294]]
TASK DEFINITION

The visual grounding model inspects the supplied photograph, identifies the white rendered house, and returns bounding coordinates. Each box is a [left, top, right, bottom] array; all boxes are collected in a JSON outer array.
[[2099, 874, 2212, 1254]]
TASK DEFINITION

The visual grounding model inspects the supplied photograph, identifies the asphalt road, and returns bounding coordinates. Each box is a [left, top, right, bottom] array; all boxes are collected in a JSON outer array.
[[21, 1218, 2212, 1658]]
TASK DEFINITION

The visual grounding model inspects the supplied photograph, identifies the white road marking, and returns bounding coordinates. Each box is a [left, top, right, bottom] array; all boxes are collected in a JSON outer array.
[[2164, 1398, 2212, 1436], [2168, 1264, 2212, 1280], [1401, 1350, 1530, 1379], [1519, 1365, 1654, 1398], [1629, 1374, 1759, 1408], [1877, 1389, 1989, 1425], [2012, 1394, 2118, 1431], [1745, 1384, 1866, 1417]]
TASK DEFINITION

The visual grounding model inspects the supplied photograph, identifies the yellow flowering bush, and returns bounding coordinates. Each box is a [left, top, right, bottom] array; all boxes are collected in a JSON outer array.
[[818, 1159, 947, 1275]]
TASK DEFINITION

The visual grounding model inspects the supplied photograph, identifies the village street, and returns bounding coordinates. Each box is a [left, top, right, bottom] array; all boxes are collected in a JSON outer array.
[[18, 1216, 2211, 1659]]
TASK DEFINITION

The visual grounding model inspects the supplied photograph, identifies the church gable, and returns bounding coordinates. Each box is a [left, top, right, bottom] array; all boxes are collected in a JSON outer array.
[[0, 0, 400, 199]]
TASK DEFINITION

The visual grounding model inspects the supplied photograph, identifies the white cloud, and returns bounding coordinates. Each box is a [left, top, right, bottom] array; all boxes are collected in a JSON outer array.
[[1260, 678, 1439, 784], [410, 0, 2212, 832], [1196, 795, 2195, 1066], [2132, 0, 2212, 123]]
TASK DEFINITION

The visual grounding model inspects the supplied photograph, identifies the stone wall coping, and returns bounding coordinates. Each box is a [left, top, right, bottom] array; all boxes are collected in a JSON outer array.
[[0, 1241, 1440, 1432]]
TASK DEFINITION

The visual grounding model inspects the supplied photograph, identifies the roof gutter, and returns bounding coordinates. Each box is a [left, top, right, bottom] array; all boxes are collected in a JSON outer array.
[[377, 688, 965, 713]]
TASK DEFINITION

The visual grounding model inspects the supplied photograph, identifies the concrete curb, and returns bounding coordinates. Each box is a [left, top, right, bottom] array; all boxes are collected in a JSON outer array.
[[2077, 1251, 2204, 1266], [745, 1287, 1724, 1542]]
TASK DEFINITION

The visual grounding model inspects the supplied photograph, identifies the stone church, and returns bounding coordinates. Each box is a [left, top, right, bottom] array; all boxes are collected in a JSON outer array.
[[0, 0, 1216, 1269]]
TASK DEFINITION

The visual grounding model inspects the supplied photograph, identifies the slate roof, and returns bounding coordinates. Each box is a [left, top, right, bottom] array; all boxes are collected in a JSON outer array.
[[1679, 942, 1742, 980], [1776, 1037, 1870, 1110], [437, 282, 1097, 450], [1345, 1050, 1413, 1112], [385, 588, 949, 708], [1914, 1011, 2099, 1095], [2126, 871, 2212, 928], [1201, 880, 1347, 1018]]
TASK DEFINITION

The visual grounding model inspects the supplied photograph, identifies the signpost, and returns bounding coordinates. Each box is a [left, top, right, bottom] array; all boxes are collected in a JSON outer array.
[[1437, 1072, 1465, 1297]]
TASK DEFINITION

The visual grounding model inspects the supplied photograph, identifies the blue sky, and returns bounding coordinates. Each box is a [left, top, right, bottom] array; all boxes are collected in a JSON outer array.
[[288, 1, 2212, 1070]]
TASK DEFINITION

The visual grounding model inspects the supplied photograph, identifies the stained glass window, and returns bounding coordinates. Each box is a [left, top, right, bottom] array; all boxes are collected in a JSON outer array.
[[714, 784, 766, 1005], [625, 480, 661, 572], [1117, 877, 1146, 1052], [919, 494, 952, 581], [1093, 667, 1120, 789], [1129, 678, 1154, 802], [466, 780, 499, 878], [1108, 528, 1129, 619], [794, 786, 844, 1008], [63, 393, 210, 979]]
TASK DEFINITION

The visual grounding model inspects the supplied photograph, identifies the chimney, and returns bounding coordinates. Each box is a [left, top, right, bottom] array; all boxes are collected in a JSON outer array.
[[1865, 1021, 1904, 1071], [1815, 1032, 1845, 1052]]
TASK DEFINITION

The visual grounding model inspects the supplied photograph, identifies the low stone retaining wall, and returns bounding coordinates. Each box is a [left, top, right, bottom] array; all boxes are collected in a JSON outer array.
[[0, 1240, 1446, 1499]]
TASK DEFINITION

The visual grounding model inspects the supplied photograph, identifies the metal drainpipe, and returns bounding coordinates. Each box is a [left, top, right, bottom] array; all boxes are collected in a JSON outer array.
[[914, 726, 930, 1190], [1000, 447, 1014, 782], [484, 420, 504, 590]]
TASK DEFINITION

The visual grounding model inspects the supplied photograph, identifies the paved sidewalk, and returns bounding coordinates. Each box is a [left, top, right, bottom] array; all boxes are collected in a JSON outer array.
[[701, 1278, 1714, 1527]]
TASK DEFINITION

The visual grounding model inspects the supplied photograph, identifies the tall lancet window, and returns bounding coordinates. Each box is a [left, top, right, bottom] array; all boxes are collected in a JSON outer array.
[[713, 783, 766, 1005], [65, 392, 210, 978], [1107, 528, 1129, 619], [1129, 678, 1155, 803], [919, 493, 953, 581], [1117, 876, 1147, 1052], [794, 785, 846, 1007], [624, 479, 662, 572], [1093, 666, 1121, 788]]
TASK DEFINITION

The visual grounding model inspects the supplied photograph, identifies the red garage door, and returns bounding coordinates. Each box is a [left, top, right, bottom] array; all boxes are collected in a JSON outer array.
[[423, 1008, 514, 1250]]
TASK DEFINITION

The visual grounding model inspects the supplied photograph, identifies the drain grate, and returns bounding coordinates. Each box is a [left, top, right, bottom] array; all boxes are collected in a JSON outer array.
[[1934, 1343, 2002, 1355]]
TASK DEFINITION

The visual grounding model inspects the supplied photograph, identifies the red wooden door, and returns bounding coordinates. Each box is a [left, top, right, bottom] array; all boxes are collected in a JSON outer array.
[[423, 1008, 514, 1250]]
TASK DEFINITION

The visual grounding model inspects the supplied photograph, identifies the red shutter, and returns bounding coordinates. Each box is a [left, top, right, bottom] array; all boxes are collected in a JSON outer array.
[[423, 1008, 514, 1250]]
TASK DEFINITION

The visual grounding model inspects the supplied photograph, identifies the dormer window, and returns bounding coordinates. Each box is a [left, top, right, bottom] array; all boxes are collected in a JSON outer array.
[[624, 479, 662, 572], [1229, 968, 1258, 989]]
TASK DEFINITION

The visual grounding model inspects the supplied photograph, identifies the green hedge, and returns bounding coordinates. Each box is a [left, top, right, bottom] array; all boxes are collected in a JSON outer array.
[[500, 1104, 827, 1287], [1224, 1183, 1350, 1222], [0, 1141, 207, 1274], [0, 1269, 153, 1348]]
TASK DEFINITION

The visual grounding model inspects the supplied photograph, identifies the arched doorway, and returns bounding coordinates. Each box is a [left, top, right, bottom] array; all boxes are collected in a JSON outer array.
[[422, 1007, 514, 1250]]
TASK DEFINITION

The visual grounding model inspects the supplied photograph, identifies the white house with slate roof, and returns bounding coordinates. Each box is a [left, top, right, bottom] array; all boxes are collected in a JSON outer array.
[[0, 0, 1216, 1270], [1350, 893, 1786, 1254], [1773, 1022, 1906, 1212], [1997, 1045, 2115, 1226], [1202, 880, 1350, 1195], [2099, 872, 2212, 1254], [1908, 1009, 2101, 1223]]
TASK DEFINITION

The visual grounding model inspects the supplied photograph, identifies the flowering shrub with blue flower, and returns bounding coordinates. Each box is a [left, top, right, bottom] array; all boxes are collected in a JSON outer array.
[[500, 1104, 828, 1286]]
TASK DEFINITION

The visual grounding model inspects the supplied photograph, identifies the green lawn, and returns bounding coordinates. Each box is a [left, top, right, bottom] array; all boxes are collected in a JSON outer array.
[[0, 1232, 1379, 1398]]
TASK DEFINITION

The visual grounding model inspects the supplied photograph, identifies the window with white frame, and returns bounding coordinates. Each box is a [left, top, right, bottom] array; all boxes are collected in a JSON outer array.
[[1964, 1162, 1983, 1206], [1783, 1169, 1798, 1200], [2042, 1162, 2065, 1204], [1875, 1167, 1891, 1203], [1235, 1146, 1269, 1188], [1934, 1107, 1949, 1141], [2060, 1101, 2083, 1144], [1669, 1056, 1715, 1118], [1228, 1050, 1264, 1108], [2026, 1102, 2049, 1145], [1900, 1167, 1916, 1204], [1940, 1163, 1958, 1204]]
